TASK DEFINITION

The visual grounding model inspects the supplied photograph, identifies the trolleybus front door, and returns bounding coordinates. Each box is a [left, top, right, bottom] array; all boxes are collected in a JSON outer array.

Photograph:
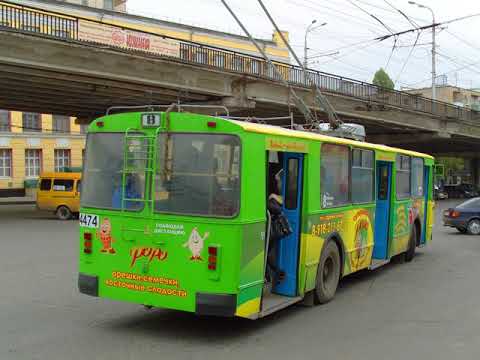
[[273, 152, 304, 297], [373, 161, 392, 259]]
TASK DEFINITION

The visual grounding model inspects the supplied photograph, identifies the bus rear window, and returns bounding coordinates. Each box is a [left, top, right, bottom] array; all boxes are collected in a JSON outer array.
[[154, 134, 241, 217]]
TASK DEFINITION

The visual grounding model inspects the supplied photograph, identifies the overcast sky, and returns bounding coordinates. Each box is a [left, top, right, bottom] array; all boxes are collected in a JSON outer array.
[[127, 0, 480, 90]]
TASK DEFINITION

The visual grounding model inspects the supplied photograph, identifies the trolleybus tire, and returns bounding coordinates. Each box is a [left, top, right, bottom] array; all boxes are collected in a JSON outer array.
[[314, 240, 341, 305], [405, 226, 417, 262], [56, 205, 72, 220]]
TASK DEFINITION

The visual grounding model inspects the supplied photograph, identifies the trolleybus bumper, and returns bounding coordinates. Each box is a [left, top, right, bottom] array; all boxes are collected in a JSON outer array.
[[78, 273, 99, 297], [195, 293, 237, 317]]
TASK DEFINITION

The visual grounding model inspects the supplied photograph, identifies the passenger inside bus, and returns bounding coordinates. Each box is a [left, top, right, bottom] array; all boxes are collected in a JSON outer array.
[[111, 174, 142, 210], [265, 152, 292, 284]]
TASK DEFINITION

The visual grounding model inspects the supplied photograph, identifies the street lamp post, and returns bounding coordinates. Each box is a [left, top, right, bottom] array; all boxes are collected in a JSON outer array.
[[303, 20, 327, 69], [409, 1, 436, 101]]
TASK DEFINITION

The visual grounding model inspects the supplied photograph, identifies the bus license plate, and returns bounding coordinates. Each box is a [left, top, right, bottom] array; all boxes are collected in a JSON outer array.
[[79, 213, 99, 228]]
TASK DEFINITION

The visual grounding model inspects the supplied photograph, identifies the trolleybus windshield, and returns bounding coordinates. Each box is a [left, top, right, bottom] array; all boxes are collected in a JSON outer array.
[[154, 133, 240, 217], [81, 133, 145, 210]]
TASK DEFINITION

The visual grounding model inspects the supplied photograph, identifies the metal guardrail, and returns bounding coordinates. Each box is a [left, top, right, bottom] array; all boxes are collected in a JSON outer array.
[[0, 0, 478, 123]]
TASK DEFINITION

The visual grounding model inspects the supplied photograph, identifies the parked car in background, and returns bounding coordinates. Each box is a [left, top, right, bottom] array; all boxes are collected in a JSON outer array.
[[434, 185, 448, 200], [36, 172, 81, 220], [443, 183, 479, 199], [443, 197, 480, 234]]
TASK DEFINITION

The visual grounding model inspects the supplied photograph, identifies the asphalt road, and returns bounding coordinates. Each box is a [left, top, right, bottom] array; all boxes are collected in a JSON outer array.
[[1, 201, 480, 360]]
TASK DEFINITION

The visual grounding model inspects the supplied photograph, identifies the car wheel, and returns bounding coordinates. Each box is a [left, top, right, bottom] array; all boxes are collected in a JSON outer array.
[[56, 206, 72, 220], [467, 219, 480, 235], [405, 226, 416, 262], [314, 240, 341, 305], [456, 227, 467, 234]]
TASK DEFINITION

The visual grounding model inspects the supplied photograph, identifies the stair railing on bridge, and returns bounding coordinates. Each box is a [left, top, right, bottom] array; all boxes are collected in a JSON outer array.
[[0, 0, 477, 124]]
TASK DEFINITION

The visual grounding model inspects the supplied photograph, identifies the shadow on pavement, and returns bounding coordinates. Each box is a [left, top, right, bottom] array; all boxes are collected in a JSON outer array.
[[94, 303, 308, 343]]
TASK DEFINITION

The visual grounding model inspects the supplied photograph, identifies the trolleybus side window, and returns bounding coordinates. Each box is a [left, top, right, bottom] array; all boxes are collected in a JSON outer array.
[[321, 143, 350, 208], [154, 134, 240, 217], [351, 148, 374, 204], [411, 157, 424, 197], [396, 155, 411, 199]]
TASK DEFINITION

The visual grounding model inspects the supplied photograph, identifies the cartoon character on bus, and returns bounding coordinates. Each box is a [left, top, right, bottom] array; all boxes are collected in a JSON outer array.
[[97, 218, 116, 254], [183, 228, 209, 260]]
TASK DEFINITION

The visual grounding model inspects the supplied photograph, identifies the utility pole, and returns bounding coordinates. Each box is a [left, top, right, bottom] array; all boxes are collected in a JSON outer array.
[[409, 1, 436, 101], [220, 0, 316, 124], [256, 0, 342, 129]]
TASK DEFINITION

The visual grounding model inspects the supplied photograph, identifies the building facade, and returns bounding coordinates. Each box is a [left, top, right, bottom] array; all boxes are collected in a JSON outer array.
[[60, 0, 127, 12], [0, 111, 85, 197], [406, 85, 480, 111], [13, 0, 290, 62]]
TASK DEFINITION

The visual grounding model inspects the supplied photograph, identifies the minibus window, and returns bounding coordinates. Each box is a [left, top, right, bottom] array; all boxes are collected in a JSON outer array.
[[154, 134, 240, 217], [39, 179, 51, 191], [53, 179, 74, 192]]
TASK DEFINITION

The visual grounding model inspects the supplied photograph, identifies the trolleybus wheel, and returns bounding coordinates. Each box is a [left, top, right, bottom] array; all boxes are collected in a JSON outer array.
[[405, 226, 417, 262], [314, 240, 341, 305], [56, 205, 72, 220]]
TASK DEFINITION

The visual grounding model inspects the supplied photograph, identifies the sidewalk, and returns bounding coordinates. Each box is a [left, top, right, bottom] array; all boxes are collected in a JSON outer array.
[[0, 196, 36, 205]]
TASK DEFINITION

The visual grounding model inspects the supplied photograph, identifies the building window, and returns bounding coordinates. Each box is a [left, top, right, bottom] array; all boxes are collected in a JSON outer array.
[[321, 144, 350, 208], [54, 149, 71, 172], [351, 149, 374, 203], [396, 155, 411, 199], [0, 149, 12, 177], [25, 149, 42, 178], [0, 110, 10, 132], [23, 113, 41, 132], [104, 0, 113, 10], [52, 115, 71, 133]]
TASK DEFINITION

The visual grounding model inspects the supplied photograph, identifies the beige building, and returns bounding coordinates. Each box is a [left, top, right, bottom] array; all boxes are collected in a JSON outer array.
[[60, 0, 127, 12], [0, 112, 85, 197], [406, 85, 480, 110]]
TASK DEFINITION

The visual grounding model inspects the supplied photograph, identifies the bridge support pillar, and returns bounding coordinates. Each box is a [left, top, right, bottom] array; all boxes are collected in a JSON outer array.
[[471, 158, 480, 187]]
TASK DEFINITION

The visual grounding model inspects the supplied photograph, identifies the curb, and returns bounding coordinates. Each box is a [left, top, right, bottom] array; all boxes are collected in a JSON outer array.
[[0, 201, 36, 206]]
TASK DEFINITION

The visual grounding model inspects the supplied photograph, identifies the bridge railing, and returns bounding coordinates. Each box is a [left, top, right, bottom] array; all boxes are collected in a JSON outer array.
[[0, 0, 478, 123]]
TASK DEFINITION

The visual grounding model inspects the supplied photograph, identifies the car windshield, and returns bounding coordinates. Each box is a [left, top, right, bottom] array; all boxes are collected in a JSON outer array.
[[457, 198, 480, 209]]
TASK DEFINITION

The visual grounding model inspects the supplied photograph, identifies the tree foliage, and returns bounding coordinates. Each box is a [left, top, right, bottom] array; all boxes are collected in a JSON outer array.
[[372, 68, 394, 90]]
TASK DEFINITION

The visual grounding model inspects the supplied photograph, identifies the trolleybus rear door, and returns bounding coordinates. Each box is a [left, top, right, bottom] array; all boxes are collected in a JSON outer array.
[[421, 165, 430, 244], [373, 161, 392, 259], [273, 153, 303, 297]]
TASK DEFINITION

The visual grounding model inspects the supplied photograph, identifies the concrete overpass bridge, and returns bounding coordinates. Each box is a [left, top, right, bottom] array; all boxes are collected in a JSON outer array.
[[1, 0, 480, 160]]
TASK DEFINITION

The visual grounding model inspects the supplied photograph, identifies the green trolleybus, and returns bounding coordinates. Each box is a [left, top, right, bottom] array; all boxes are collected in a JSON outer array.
[[78, 109, 435, 319]]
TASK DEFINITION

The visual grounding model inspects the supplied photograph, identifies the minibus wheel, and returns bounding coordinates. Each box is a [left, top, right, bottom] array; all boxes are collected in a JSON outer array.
[[314, 240, 341, 304], [56, 205, 72, 220]]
